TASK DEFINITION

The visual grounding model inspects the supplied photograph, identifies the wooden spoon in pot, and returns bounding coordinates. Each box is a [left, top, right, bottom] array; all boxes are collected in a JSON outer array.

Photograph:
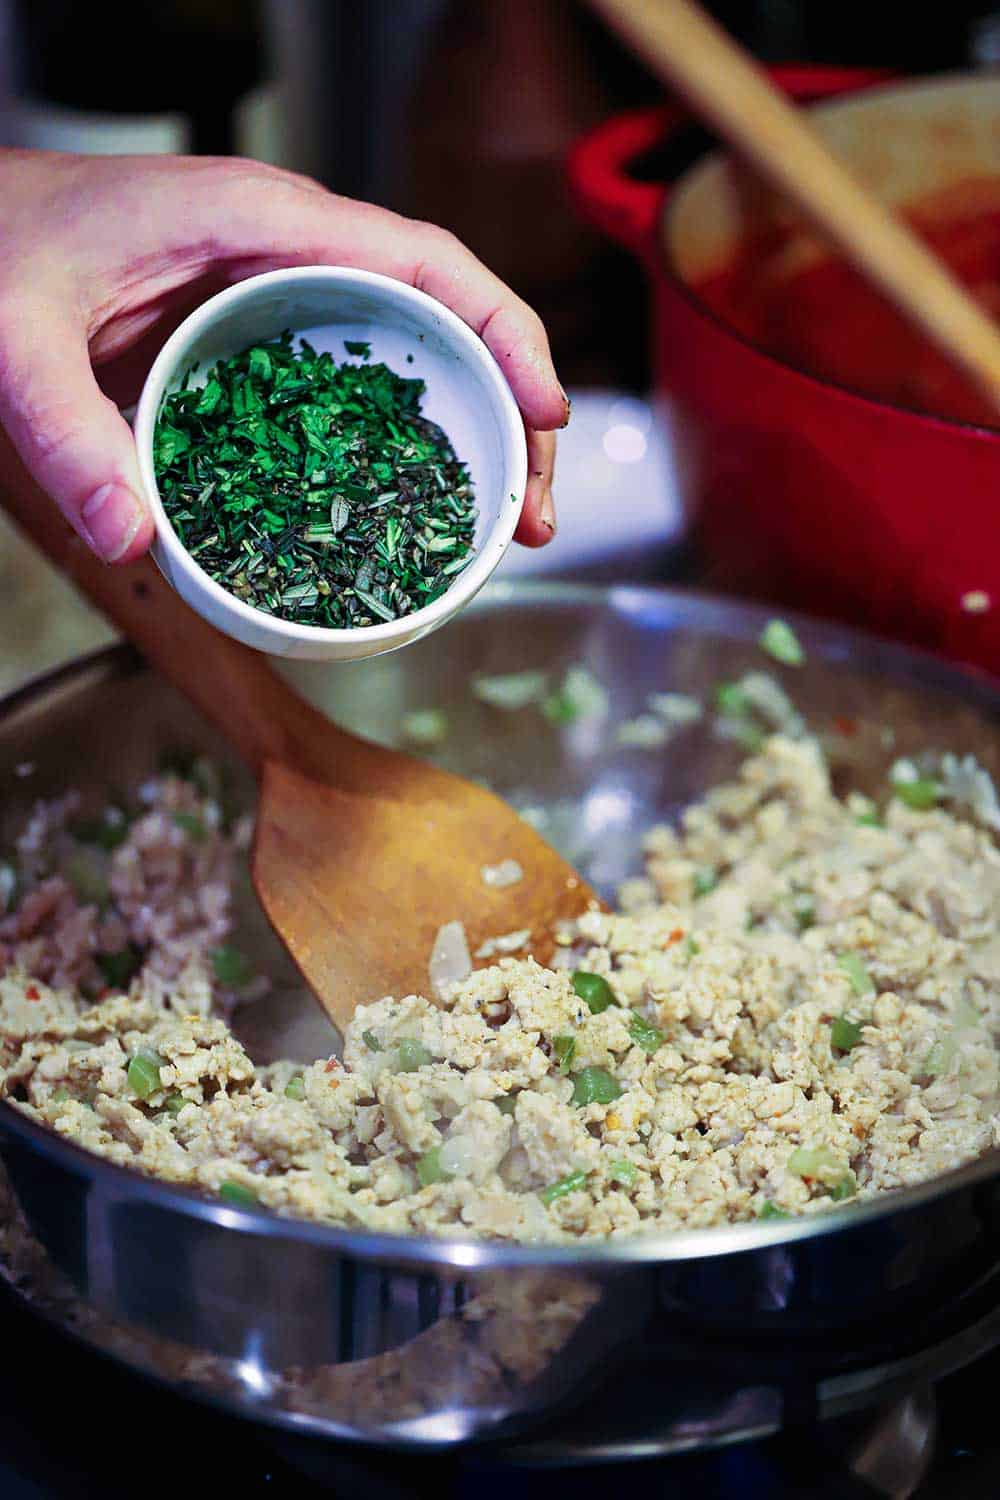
[[586, 0, 1000, 415], [0, 456, 599, 1032]]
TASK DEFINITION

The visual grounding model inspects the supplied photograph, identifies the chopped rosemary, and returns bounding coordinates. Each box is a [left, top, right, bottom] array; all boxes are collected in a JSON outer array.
[[154, 333, 478, 629]]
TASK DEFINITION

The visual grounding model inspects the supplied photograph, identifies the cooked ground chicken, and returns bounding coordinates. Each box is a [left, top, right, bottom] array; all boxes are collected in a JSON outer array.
[[1, 735, 998, 1242]]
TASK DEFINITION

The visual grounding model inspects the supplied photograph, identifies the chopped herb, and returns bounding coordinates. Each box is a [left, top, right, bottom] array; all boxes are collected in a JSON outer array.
[[172, 811, 207, 841], [608, 1159, 636, 1187], [829, 1171, 858, 1202], [787, 1145, 855, 1201], [495, 1095, 517, 1115], [892, 776, 941, 811], [163, 1094, 189, 1116], [219, 1180, 257, 1208], [127, 1048, 164, 1101], [210, 945, 254, 989], [855, 810, 883, 827], [692, 866, 718, 899], [540, 1170, 588, 1205], [95, 943, 144, 990], [396, 1037, 433, 1072], [361, 1029, 382, 1053], [51, 1087, 71, 1104], [790, 891, 815, 931], [284, 1075, 306, 1101], [685, 936, 701, 957], [553, 1034, 577, 1074], [837, 952, 875, 996], [757, 1200, 789, 1221], [628, 1012, 664, 1055], [344, 339, 371, 358], [572, 970, 616, 1013], [541, 665, 610, 726], [572, 1066, 622, 1108], [830, 1016, 863, 1052], [154, 332, 478, 630], [715, 681, 749, 716], [416, 1147, 451, 1187], [760, 618, 804, 666]]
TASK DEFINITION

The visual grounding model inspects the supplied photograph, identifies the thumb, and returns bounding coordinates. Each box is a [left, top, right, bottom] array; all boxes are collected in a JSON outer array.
[[0, 311, 153, 562]]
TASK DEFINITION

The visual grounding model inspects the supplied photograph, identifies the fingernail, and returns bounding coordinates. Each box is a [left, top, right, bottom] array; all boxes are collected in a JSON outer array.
[[81, 483, 145, 562], [540, 487, 556, 533], [559, 386, 571, 428]]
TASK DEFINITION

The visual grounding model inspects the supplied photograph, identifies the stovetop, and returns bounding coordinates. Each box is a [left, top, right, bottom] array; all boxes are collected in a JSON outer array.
[[1, 399, 996, 1497], [0, 1274, 996, 1500]]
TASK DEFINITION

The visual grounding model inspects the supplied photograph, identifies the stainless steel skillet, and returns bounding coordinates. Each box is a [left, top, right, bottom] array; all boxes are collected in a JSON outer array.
[[1, 580, 999, 1458]]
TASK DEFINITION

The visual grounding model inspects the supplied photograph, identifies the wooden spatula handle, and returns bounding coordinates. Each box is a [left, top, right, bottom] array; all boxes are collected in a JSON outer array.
[[587, 0, 1000, 412], [0, 443, 356, 784]]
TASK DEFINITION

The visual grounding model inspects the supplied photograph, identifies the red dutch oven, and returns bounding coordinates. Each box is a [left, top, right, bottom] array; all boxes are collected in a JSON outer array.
[[568, 68, 1000, 675]]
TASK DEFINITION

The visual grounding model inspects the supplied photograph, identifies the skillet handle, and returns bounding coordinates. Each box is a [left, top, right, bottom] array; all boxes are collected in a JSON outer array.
[[567, 64, 896, 257], [0, 434, 350, 784]]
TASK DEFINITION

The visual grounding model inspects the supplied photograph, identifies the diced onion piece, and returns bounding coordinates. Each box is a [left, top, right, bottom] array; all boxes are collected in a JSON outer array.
[[647, 692, 702, 725], [429, 920, 472, 997], [608, 1158, 636, 1187], [439, 1133, 479, 1178], [401, 708, 449, 746], [471, 670, 548, 710], [615, 715, 669, 749], [481, 859, 523, 889], [475, 928, 531, 959], [939, 753, 1000, 830]]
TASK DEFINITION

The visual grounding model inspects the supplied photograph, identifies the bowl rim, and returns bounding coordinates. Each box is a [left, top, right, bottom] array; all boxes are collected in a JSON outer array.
[[3, 579, 1000, 1271], [133, 265, 529, 647], [658, 69, 1000, 441]]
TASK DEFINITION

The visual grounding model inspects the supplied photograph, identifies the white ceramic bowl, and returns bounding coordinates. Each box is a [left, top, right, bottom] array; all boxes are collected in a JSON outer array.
[[134, 266, 528, 660]]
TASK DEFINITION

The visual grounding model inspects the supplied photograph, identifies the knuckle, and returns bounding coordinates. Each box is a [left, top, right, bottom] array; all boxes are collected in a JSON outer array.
[[209, 155, 325, 200], [413, 222, 467, 268]]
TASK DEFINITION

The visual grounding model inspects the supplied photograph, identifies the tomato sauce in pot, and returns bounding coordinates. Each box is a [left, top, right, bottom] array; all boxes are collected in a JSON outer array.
[[693, 183, 1000, 429]]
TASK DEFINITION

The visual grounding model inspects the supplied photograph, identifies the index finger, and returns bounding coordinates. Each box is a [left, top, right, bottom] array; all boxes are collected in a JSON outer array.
[[176, 166, 571, 432]]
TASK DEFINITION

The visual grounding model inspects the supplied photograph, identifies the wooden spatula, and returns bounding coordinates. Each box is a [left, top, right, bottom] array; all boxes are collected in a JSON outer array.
[[586, 0, 1000, 414], [0, 454, 599, 1032]]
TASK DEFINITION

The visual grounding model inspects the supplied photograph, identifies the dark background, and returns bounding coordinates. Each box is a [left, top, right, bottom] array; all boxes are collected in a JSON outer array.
[[5, 0, 1000, 392], [3, 6, 1000, 1494]]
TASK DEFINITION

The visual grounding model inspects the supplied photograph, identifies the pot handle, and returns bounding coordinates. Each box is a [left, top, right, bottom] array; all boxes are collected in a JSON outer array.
[[567, 64, 897, 255]]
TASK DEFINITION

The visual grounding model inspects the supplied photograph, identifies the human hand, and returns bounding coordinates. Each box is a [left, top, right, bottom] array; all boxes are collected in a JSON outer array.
[[0, 150, 568, 563]]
